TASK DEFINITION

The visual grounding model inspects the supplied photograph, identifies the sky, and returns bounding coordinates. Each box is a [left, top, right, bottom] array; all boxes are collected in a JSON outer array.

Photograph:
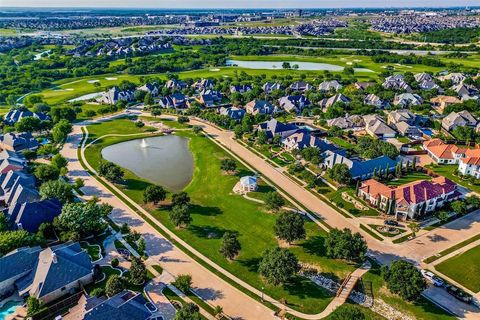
[[2, 0, 480, 8]]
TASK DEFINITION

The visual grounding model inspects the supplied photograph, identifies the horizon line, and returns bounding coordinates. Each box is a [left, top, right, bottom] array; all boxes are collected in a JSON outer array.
[[1, 5, 479, 9]]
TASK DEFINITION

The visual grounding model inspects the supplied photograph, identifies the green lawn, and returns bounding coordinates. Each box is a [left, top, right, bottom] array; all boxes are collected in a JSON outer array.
[[84, 119, 358, 314], [385, 171, 432, 186], [436, 245, 480, 293], [328, 137, 355, 150], [80, 241, 101, 261], [363, 261, 455, 320], [85, 266, 121, 295]]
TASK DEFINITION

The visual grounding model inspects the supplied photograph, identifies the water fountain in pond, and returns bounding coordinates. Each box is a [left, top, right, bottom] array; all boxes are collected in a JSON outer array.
[[140, 139, 148, 148]]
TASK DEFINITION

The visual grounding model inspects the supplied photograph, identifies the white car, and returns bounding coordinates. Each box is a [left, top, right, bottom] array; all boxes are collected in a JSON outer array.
[[421, 269, 444, 287]]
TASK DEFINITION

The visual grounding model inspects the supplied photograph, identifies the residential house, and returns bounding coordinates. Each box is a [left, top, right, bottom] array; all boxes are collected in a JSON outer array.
[[319, 94, 350, 111], [282, 131, 338, 152], [97, 87, 133, 105], [451, 83, 479, 98], [323, 150, 398, 180], [289, 81, 313, 92], [197, 90, 222, 107], [430, 95, 461, 113], [278, 95, 311, 113], [158, 93, 187, 109], [64, 290, 153, 320], [3, 110, 49, 126], [437, 72, 466, 85], [192, 79, 214, 91], [164, 79, 187, 90], [382, 75, 412, 92], [354, 82, 375, 91], [318, 80, 342, 92], [0, 132, 38, 152], [364, 114, 396, 139], [418, 80, 442, 91], [358, 176, 459, 219], [442, 110, 477, 132], [393, 93, 423, 107], [423, 139, 480, 164], [136, 83, 159, 97], [245, 100, 277, 115], [364, 93, 389, 109], [414, 72, 433, 83], [219, 107, 245, 121], [327, 115, 365, 130], [459, 156, 480, 178], [262, 82, 284, 93], [387, 109, 421, 137], [0, 242, 93, 304], [257, 119, 299, 139], [230, 84, 252, 94]]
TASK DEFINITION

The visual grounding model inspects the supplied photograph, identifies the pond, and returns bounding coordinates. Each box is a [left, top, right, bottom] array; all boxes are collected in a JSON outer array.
[[226, 59, 374, 73], [101, 135, 194, 192]]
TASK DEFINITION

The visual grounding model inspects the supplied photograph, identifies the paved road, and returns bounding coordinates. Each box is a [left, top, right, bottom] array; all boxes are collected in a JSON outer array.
[[61, 124, 277, 320]]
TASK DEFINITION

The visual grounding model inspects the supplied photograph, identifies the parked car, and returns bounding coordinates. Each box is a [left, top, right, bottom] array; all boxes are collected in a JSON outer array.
[[445, 284, 472, 304], [384, 219, 399, 226], [421, 269, 444, 287]]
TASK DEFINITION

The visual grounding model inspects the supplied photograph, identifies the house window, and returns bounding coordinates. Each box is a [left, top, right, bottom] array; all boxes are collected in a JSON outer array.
[[61, 287, 66, 291]]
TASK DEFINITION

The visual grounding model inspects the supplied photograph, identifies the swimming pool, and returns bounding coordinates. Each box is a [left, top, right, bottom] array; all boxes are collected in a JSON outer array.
[[421, 128, 433, 137], [0, 300, 22, 319]]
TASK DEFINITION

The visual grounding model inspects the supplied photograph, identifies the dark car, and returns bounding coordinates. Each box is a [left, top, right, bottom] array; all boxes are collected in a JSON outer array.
[[384, 219, 399, 227], [446, 285, 472, 304]]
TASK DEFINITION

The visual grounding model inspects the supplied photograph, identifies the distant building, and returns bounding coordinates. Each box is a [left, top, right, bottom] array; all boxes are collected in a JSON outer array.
[[219, 107, 245, 121], [257, 119, 299, 140], [430, 95, 461, 113], [318, 80, 342, 92], [245, 100, 277, 115], [318, 94, 350, 111], [97, 87, 133, 105], [0, 132, 39, 152], [278, 95, 311, 113], [136, 83, 159, 97], [289, 81, 313, 92], [393, 93, 423, 107], [442, 111, 477, 132], [3, 110, 49, 126]]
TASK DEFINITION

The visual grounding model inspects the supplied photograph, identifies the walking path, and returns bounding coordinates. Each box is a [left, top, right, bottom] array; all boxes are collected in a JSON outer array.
[[63, 124, 277, 320], [66, 110, 480, 319]]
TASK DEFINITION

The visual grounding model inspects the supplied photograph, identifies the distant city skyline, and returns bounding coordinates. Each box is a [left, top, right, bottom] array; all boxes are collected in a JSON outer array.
[[2, 0, 480, 8]]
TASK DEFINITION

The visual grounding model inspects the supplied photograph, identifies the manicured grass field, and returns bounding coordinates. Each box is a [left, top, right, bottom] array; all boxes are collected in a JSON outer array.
[[328, 136, 355, 150], [84, 119, 359, 314], [436, 245, 480, 293], [80, 241, 101, 261], [385, 171, 432, 186]]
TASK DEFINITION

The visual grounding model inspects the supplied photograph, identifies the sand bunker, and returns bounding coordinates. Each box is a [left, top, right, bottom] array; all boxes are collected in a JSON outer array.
[[105, 77, 118, 80], [87, 80, 99, 83], [209, 68, 220, 72]]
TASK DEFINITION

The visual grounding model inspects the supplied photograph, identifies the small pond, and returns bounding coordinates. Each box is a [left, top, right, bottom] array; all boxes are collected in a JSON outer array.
[[226, 59, 374, 72], [101, 135, 194, 192]]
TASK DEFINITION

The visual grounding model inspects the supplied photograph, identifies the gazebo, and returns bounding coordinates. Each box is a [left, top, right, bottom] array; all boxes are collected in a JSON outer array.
[[239, 176, 257, 192]]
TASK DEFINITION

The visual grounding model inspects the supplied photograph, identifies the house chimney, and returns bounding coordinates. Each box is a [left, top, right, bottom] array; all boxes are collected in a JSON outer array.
[[52, 252, 57, 264]]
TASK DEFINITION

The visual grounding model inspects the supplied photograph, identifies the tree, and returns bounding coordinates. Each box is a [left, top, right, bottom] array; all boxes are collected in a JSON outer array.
[[51, 154, 68, 170], [169, 204, 191, 228], [451, 200, 467, 215], [52, 119, 73, 143], [264, 192, 285, 212], [175, 303, 201, 320], [98, 161, 124, 182], [151, 108, 162, 117], [173, 274, 192, 293], [172, 192, 190, 207], [408, 222, 420, 238], [105, 274, 125, 297], [26, 297, 41, 316], [34, 164, 60, 182], [328, 164, 352, 185], [15, 116, 41, 133], [129, 257, 147, 285], [257, 130, 268, 145], [382, 260, 426, 301], [137, 237, 146, 256], [144, 92, 154, 106], [54, 202, 112, 239], [143, 185, 166, 205], [329, 304, 365, 320], [220, 158, 237, 173], [0, 213, 8, 231], [234, 124, 243, 139], [74, 178, 85, 189], [325, 228, 367, 262], [274, 211, 306, 244], [259, 247, 298, 286], [39, 179, 74, 204], [219, 232, 241, 260], [0, 230, 44, 255], [192, 125, 202, 134]]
